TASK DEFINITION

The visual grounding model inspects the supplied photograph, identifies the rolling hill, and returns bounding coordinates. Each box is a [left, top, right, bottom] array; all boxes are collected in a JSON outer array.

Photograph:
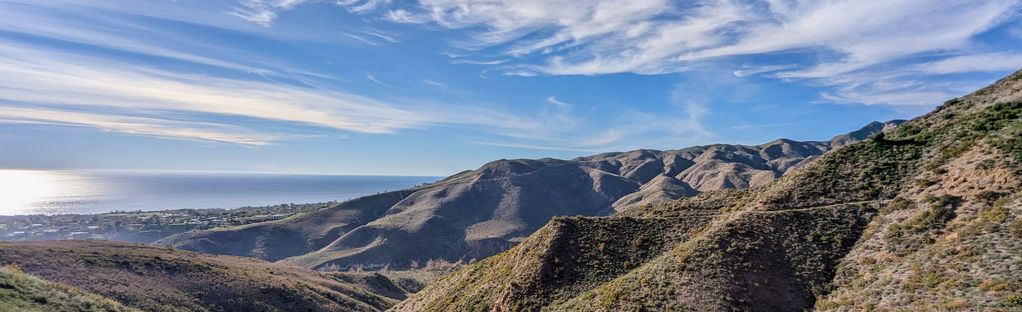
[[0, 265, 134, 312], [0, 240, 399, 312], [156, 121, 899, 271], [393, 70, 1022, 311]]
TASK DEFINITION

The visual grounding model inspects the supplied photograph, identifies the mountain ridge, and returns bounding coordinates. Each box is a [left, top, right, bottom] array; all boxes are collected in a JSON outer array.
[[392, 69, 1022, 311], [156, 120, 902, 271]]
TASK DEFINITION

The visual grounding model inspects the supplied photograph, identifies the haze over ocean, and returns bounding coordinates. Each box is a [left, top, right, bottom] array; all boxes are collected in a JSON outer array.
[[0, 170, 439, 215]]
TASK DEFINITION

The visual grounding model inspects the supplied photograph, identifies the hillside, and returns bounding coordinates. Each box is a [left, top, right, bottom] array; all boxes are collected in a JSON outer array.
[[0, 240, 398, 312], [156, 121, 898, 270], [392, 70, 1022, 311], [0, 265, 135, 312]]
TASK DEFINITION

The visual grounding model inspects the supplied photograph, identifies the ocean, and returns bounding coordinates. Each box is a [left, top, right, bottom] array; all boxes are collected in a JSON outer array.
[[0, 170, 440, 215]]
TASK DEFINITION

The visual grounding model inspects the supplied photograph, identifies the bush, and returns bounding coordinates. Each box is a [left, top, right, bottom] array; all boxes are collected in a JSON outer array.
[[908, 196, 960, 230], [914, 178, 938, 188], [884, 196, 961, 254], [979, 205, 1010, 224], [1010, 219, 1022, 238], [881, 197, 916, 215], [1005, 293, 1022, 307]]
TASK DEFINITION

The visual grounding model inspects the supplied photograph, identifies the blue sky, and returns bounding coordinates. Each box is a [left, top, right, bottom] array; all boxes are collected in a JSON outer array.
[[0, 0, 1021, 176]]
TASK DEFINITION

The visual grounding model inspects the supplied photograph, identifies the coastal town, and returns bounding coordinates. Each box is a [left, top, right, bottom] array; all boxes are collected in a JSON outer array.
[[0, 202, 332, 243]]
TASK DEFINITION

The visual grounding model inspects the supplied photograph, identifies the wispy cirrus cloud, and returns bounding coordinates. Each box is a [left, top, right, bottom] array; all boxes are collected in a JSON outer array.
[[918, 52, 1022, 75], [356, 0, 1016, 74], [230, 0, 311, 26], [4, 0, 1020, 156], [19, 0, 1018, 108], [0, 0, 709, 151], [474, 88, 713, 152], [0, 106, 281, 146], [324, 0, 1022, 106], [0, 41, 583, 145]]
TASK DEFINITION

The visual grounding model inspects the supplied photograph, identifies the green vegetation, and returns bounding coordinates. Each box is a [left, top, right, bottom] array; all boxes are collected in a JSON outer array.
[[0, 265, 134, 312], [974, 100, 1022, 159], [396, 69, 1022, 311], [880, 197, 916, 215], [1011, 218, 1022, 238], [1005, 293, 1022, 307], [884, 195, 960, 255], [919, 100, 1022, 169]]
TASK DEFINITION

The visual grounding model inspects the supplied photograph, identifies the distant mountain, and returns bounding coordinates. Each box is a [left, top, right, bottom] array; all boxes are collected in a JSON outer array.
[[393, 69, 1022, 311], [0, 240, 398, 311], [156, 120, 902, 271]]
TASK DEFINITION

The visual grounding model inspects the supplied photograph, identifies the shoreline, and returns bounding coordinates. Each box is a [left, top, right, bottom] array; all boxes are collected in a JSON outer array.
[[0, 201, 338, 243]]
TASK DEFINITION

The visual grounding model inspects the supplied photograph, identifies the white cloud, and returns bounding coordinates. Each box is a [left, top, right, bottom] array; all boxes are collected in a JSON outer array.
[[821, 89, 958, 107], [0, 0, 725, 152], [384, 9, 430, 23], [475, 91, 713, 152], [0, 106, 279, 146], [336, 0, 1021, 106], [732, 65, 795, 78], [372, 0, 1019, 78], [365, 73, 396, 87], [0, 42, 576, 145], [0, 2, 266, 73], [919, 52, 1022, 74], [338, 0, 392, 13], [230, 0, 310, 26], [545, 96, 570, 108], [0, 44, 415, 134]]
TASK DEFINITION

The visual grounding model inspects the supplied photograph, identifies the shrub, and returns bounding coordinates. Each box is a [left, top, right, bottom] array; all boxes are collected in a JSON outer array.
[[979, 279, 1015, 292], [907, 196, 960, 230], [1005, 293, 1022, 307], [914, 178, 938, 188], [1010, 219, 1022, 238], [884, 196, 961, 254], [922, 272, 942, 288], [881, 198, 916, 215], [978, 205, 1010, 224]]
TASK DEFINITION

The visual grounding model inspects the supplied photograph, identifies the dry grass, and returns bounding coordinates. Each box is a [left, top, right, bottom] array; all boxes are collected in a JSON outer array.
[[394, 69, 1022, 311], [0, 240, 396, 312], [0, 265, 135, 312]]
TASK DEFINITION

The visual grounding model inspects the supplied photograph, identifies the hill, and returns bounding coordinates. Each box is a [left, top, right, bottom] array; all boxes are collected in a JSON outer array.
[[0, 265, 134, 312], [0, 240, 398, 312], [392, 70, 1022, 311], [156, 121, 899, 270]]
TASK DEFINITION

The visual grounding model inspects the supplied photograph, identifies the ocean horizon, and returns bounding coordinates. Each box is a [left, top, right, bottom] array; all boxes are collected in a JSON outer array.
[[0, 170, 441, 215]]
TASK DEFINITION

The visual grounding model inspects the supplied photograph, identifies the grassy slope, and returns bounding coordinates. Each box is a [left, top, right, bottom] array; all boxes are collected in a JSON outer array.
[[393, 70, 1022, 311], [0, 240, 397, 312], [815, 74, 1022, 310], [0, 265, 135, 312]]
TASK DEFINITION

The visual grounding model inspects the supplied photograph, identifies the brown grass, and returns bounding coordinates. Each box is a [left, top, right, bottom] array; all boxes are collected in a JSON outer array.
[[0, 240, 396, 311]]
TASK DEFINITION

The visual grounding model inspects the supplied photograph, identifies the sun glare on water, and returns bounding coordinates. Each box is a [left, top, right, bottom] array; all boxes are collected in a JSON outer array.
[[0, 170, 63, 215]]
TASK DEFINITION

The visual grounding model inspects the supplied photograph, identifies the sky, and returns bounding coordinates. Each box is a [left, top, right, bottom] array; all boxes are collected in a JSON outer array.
[[0, 0, 1021, 176]]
